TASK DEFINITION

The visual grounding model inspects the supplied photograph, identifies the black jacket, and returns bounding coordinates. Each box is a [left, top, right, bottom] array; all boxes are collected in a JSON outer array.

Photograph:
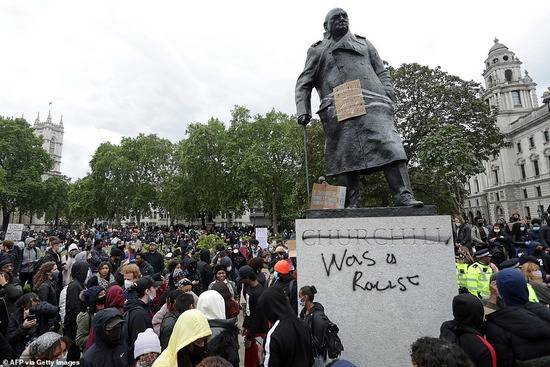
[[486, 302, 550, 366], [440, 321, 493, 367], [300, 302, 329, 359], [64, 261, 89, 340], [456, 223, 473, 248], [439, 294, 494, 367], [123, 298, 152, 362], [142, 251, 164, 274], [7, 301, 58, 357], [260, 287, 313, 367], [273, 276, 298, 315], [81, 308, 128, 367], [207, 318, 240, 367], [159, 311, 178, 351], [36, 279, 58, 307]]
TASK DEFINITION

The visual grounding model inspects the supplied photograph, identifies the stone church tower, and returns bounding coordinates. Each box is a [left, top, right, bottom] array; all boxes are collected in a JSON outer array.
[[33, 110, 64, 176]]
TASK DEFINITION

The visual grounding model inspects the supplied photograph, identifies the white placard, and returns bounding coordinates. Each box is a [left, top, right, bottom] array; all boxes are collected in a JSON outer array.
[[5, 224, 24, 241], [255, 227, 268, 249]]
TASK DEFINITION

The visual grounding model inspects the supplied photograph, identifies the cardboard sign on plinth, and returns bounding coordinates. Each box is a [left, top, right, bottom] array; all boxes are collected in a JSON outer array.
[[310, 182, 346, 209], [296, 215, 455, 367]]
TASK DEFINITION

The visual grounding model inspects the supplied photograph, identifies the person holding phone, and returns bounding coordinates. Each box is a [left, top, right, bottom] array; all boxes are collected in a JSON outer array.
[[6, 292, 59, 357]]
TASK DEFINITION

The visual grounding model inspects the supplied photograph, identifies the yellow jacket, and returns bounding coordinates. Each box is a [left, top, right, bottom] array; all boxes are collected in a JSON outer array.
[[153, 309, 212, 367]]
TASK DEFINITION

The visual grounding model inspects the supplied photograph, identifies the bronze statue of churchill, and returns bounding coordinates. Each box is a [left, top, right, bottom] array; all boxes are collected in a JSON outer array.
[[296, 8, 422, 208]]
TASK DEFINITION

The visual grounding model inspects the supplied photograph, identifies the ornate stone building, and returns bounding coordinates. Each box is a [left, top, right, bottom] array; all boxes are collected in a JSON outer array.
[[464, 39, 550, 223], [33, 110, 64, 176]]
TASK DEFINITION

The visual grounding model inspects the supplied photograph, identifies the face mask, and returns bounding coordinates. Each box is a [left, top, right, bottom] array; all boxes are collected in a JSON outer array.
[[493, 229, 500, 233], [188, 344, 207, 365], [520, 227, 525, 231], [124, 280, 133, 289], [273, 271, 280, 280], [96, 296, 106, 305], [532, 270, 543, 280], [299, 299, 306, 308], [104, 324, 123, 344], [52, 270, 60, 278], [533, 226, 540, 231]]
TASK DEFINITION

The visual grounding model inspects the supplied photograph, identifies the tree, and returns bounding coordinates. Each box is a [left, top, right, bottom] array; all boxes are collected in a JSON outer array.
[[43, 175, 70, 228], [228, 108, 305, 233], [68, 175, 96, 226], [0, 116, 52, 231], [389, 63, 506, 213], [89, 134, 175, 224]]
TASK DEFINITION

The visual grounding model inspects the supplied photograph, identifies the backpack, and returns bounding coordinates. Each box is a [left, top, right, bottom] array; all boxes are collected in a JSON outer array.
[[324, 317, 344, 359]]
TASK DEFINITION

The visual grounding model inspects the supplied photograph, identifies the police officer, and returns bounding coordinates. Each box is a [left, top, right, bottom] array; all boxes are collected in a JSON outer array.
[[466, 249, 493, 299]]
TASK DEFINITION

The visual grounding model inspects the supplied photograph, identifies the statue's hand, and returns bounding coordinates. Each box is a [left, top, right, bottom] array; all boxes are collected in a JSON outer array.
[[297, 114, 311, 126]]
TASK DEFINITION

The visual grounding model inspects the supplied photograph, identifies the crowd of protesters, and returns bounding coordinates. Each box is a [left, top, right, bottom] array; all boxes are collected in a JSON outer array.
[[1, 213, 549, 367], [0, 225, 348, 367], [448, 213, 550, 366]]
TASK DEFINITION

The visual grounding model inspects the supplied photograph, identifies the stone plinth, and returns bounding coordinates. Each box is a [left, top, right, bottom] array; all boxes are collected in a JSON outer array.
[[296, 214, 455, 367]]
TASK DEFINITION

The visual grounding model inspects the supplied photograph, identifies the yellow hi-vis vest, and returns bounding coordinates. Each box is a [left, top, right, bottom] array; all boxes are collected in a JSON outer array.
[[527, 283, 539, 303], [456, 262, 469, 289], [466, 262, 493, 299]]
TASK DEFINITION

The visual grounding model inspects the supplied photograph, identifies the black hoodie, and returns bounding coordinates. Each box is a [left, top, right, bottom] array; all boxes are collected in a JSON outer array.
[[207, 317, 240, 367], [81, 308, 128, 367], [123, 298, 152, 363], [259, 287, 313, 367], [64, 260, 90, 361], [439, 294, 494, 367]]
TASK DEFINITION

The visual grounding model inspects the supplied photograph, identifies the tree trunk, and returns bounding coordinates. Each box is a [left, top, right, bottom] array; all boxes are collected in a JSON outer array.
[[136, 210, 141, 226], [271, 197, 279, 234], [200, 214, 206, 228], [1, 206, 10, 232]]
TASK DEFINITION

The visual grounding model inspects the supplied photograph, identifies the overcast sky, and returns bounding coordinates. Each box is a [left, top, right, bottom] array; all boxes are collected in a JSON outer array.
[[1, 0, 549, 180]]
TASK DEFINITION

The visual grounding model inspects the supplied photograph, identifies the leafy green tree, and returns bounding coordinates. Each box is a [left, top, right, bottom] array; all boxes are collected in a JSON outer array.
[[389, 63, 506, 213], [0, 116, 52, 231], [89, 134, 175, 223], [68, 175, 97, 225], [43, 175, 70, 228]]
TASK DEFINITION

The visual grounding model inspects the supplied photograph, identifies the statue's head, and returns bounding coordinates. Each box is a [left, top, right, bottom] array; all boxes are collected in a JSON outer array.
[[324, 8, 349, 39]]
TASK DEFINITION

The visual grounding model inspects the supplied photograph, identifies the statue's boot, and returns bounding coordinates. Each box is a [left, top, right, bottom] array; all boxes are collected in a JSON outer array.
[[384, 162, 424, 207], [336, 173, 361, 208]]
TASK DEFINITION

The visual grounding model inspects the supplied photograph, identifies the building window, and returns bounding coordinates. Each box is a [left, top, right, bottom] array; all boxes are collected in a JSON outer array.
[[525, 206, 531, 218], [475, 179, 480, 193], [537, 186, 542, 197], [512, 91, 522, 107], [503, 55, 509, 61], [545, 131, 550, 143], [49, 138, 56, 155], [517, 142, 522, 153], [534, 160, 540, 176], [505, 69, 512, 82], [529, 136, 535, 148], [496, 192, 500, 201], [493, 170, 499, 185], [520, 164, 526, 179], [539, 205, 545, 217], [476, 199, 479, 207], [468, 200, 471, 208], [523, 188, 528, 198]]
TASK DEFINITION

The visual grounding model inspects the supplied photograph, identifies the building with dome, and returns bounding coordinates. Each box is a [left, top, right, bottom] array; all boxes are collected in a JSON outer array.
[[464, 39, 550, 223]]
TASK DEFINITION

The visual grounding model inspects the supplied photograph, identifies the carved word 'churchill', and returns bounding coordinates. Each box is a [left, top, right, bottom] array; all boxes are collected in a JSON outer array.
[[296, 8, 423, 208]]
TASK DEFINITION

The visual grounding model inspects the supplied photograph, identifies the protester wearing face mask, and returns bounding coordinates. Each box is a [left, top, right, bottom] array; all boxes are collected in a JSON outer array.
[[124, 276, 161, 364], [122, 263, 142, 299], [81, 308, 128, 367], [75, 286, 107, 352], [299, 286, 330, 366], [62, 244, 79, 287], [33, 262, 59, 309], [454, 216, 472, 253], [64, 260, 90, 361], [520, 257, 550, 305], [153, 309, 212, 367]]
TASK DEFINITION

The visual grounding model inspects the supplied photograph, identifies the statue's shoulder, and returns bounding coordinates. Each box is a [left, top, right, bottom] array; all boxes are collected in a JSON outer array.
[[354, 34, 368, 45], [310, 40, 323, 48], [355, 34, 366, 40]]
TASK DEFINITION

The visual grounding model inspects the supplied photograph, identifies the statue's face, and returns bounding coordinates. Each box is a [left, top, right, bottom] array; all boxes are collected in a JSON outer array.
[[328, 10, 348, 36]]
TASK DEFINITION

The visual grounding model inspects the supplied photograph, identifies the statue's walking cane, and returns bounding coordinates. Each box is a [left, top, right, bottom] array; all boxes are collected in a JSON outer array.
[[303, 125, 310, 203]]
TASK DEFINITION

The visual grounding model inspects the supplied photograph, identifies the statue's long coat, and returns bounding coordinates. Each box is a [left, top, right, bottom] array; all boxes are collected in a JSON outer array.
[[295, 32, 407, 176]]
